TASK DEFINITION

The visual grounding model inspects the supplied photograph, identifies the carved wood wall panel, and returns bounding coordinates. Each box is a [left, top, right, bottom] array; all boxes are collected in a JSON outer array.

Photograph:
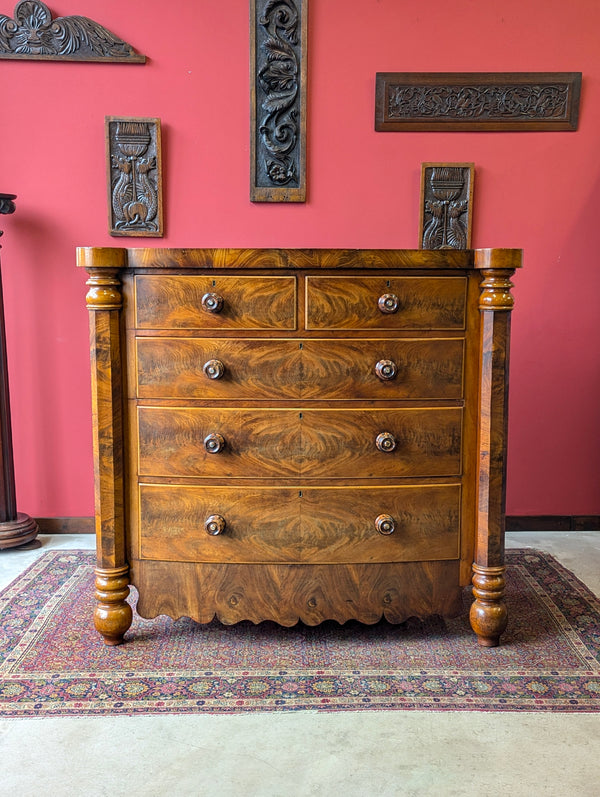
[[106, 117, 163, 238], [250, 0, 308, 202], [0, 2, 145, 62], [376, 73, 581, 131], [419, 163, 474, 250]]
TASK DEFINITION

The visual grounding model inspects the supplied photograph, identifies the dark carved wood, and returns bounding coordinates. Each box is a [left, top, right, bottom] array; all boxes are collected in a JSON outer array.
[[77, 246, 522, 646], [0, 1, 145, 62], [0, 194, 39, 550], [106, 117, 163, 238], [419, 163, 474, 250], [375, 72, 582, 131], [250, 0, 307, 202]]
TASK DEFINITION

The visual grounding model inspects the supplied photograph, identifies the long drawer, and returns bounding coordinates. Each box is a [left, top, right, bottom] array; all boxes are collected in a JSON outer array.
[[305, 276, 467, 330], [137, 406, 462, 478], [135, 275, 296, 330], [138, 483, 461, 564], [135, 337, 465, 400]]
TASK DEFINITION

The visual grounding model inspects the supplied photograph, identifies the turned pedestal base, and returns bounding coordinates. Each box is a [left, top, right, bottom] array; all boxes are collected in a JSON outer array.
[[94, 565, 133, 645], [470, 563, 508, 647], [0, 512, 40, 550]]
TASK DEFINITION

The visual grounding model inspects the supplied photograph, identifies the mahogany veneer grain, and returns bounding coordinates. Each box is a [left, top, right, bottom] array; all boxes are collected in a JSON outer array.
[[78, 247, 521, 647]]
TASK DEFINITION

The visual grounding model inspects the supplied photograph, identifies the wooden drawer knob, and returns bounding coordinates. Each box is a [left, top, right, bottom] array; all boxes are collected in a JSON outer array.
[[205, 514, 226, 535], [203, 359, 225, 380], [378, 293, 399, 314], [375, 432, 396, 452], [204, 432, 226, 454], [375, 359, 397, 381], [201, 292, 224, 314], [375, 514, 395, 535]]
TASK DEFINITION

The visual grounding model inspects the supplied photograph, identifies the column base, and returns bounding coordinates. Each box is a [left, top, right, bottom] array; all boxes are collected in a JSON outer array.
[[0, 512, 40, 550], [470, 563, 508, 647], [94, 565, 133, 645]]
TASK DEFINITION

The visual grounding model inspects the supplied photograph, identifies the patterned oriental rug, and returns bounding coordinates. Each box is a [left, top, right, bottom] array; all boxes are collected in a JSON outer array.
[[1, 550, 599, 717]]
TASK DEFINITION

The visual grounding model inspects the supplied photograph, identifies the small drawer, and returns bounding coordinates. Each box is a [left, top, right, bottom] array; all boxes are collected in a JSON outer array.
[[138, 483, 461, 564], [135, 275, 296, 330], [137, 407, 462, 479], [305, 276, 466, 330], [135, 337, 464, 401]]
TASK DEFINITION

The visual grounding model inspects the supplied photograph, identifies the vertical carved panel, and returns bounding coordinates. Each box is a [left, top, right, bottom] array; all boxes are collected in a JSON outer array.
[[250, 0, 308, 202], [106, 117, 163, 237], [419, 163, 474, 250]]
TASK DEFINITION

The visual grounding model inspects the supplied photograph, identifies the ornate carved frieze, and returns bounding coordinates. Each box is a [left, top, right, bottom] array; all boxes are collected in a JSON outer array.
[[250, 0, 308, 202], [376, 73, 581, 131], [419, 163, 474, 250], [0, 1, 145, 62], [106, 117, 163, 238]]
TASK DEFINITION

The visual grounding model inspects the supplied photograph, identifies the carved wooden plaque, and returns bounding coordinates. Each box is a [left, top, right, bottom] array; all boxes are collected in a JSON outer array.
[[250, 0, 308, 202], [106, 117, 163, 238], [419, 163, 474, 250], [0, 2, 145, 62], [376, 73, 581, 131]]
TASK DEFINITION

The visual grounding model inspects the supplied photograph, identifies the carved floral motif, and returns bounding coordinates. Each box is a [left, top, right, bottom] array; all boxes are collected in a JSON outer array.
[[0, 1, 144, 61], [389, 83, 571, 121], [420, 164, 474, 250], [107, 118, 163, 237], [252, 0, 306, 200]]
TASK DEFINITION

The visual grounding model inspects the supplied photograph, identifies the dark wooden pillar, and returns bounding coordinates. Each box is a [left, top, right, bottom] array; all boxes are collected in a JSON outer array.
[[470, 248, 522, 646], [0, 194, 39, 549], [78, 247, 132, 645]]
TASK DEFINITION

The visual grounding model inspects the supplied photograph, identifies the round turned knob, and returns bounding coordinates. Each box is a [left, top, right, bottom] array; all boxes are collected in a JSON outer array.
[[201, 292, 224, 314], [205, 514, 226, 535], [375, 432, 396, 452], [204, 432, 226, 454], [375, 514, 395, 535], [203, 359, 225, 380], [378, 293, 399, 314], [375, 359, 397, 381]]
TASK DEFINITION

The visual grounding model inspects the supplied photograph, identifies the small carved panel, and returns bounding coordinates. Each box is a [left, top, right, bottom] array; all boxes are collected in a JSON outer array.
[[375, 72, 581, 131], [419, 163, 474, 250], [106, 117, 163, 238], [250, 0, 308, 202], [0, 1, 145, 62]]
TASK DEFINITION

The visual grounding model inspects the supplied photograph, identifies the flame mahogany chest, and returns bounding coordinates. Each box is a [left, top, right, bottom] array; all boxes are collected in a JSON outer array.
[[77, 247, 521, 647]]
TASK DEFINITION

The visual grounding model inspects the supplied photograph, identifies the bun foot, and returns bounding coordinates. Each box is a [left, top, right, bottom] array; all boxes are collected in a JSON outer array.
[[470, 563, 507, 647], [94, 566, 132, 645]]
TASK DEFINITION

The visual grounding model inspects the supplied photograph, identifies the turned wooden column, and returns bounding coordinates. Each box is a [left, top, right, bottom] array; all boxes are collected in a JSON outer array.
[[78, 248, 132, 645], [470, 249, 522, 646], [0, 194, 39, 550]]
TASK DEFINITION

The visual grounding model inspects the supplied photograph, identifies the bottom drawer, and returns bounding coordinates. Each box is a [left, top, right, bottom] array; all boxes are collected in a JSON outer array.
[[138, 483, 460, 564]]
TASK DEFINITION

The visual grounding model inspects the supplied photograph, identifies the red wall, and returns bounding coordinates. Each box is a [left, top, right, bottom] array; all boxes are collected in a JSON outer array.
[[1, 0, 599, 518]]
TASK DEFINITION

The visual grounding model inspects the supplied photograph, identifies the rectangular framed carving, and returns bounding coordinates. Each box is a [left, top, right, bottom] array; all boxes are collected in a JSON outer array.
[[106, 117, 163, 237], [375, 72, 582, 132], [419, 163, 474, 250], [250, 0, 308, 202]]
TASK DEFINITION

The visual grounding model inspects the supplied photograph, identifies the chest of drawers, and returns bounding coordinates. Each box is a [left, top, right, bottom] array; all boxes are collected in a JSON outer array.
[[77, 247, 521, 647]]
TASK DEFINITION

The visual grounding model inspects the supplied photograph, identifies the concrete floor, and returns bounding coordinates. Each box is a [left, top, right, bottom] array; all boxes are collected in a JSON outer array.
[[1, 531, 599, 797]]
